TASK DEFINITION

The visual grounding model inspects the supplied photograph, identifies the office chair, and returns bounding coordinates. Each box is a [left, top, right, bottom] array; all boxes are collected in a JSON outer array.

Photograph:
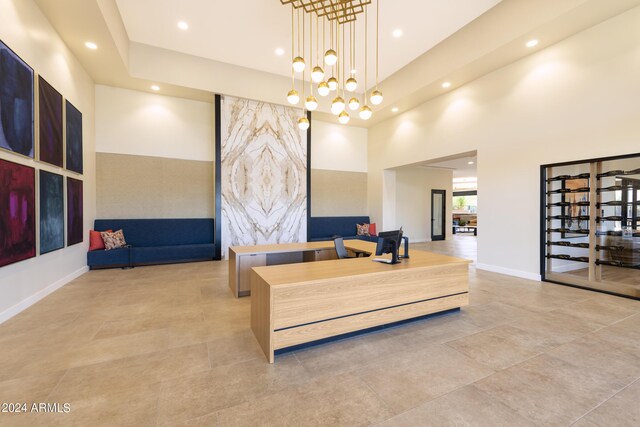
[[333, 237, 357, 259]]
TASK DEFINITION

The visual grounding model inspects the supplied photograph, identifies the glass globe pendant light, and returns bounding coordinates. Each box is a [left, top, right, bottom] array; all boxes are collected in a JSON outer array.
[[298, 116, 310, 130], [370, 0, 383, 106], [311, 66, 324, 83], [317, 82, 330, 97], [370, 89, 383, 105], [331, 96, 345, 115], [359, 105, 372, 120], [292, 57, 305, 73], [324, 49, 337, 66], [305, 95, 318, 111], [287, 89, 300, 105], [345, 77, 358, 92], [327, 77, 338, 91], [348, 97, 360, 111], [338, 110, 350, 124]]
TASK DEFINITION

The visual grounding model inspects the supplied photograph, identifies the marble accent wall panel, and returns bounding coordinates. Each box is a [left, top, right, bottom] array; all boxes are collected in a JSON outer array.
[[221, 96, 307, 256]]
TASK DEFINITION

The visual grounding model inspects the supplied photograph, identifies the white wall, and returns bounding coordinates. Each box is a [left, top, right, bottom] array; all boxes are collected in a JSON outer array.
[[311, 120, 368, 172], [0, 0, 95, 321], [95, 85, 213, 161], [368, 6, 640, 280], [394, 167, 453, 242]]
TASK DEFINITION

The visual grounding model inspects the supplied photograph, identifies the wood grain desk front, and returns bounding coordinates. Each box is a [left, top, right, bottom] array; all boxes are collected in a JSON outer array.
[[249, 244, 471, 363], [228, 240, 374, 298]]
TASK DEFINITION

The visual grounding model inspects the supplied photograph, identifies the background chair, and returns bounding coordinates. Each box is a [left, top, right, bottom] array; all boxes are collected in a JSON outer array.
[[333, 237, 357, 259]]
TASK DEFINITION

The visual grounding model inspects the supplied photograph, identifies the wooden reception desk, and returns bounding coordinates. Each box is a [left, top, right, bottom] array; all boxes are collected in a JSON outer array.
[[228, 240, 372, 297], [248, 242, 471, 363]]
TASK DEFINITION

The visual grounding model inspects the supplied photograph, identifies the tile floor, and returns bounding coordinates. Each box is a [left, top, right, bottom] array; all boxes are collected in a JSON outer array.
[[0, 235, 639, 426]]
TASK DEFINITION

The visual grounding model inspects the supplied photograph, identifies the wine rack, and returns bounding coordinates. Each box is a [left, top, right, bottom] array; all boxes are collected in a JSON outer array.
[[541, 153, 640, 299]]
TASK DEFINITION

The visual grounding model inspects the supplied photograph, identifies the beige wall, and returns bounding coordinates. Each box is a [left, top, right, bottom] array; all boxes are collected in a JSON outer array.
[[311, 170, 368, 216], [96, 85, 214, 161], [395, 167, 453, 242], [0, 0, 96, 321], [96, 153, 213, 219], [368, 6, 640, 280], [311, 120, 368, 172]]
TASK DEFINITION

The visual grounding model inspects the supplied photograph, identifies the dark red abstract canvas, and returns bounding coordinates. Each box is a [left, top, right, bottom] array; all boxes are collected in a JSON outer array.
[[0, 158, 35, 267], [66, 177, 83, 246], [38, 76, 63, 167]]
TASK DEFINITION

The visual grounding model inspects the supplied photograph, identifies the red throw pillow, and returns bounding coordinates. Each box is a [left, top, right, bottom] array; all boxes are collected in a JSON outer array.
[[369, 223, 377, 236], [89, 229, 112, 251]]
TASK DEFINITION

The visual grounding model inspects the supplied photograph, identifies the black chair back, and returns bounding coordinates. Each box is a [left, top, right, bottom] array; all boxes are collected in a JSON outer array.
[[333, 237, 350, 259]]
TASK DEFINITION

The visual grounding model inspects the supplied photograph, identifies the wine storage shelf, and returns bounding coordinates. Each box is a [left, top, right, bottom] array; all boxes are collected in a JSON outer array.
[[541, 153, 640, 299]]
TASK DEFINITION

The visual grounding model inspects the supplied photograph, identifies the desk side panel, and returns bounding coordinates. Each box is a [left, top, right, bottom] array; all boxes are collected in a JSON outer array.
[[239, 254, 267, 296], [251, 270, 274, 363], [273, 293, 468, 350], [228, 249, 238, 297], [273, 263, 468, 330]]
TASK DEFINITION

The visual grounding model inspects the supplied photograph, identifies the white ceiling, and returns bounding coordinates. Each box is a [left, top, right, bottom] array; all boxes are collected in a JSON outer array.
[[115, 0, 502, 86]]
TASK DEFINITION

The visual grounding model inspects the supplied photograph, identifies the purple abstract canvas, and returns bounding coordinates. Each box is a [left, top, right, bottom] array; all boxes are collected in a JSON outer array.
[[0, 158, 35, 267], [38, 76, 63, 167], [66, 177, 83, 246]]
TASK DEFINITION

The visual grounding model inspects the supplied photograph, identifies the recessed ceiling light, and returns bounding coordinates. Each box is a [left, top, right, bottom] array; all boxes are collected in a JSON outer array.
[[84, 41, 98, 50], [177, 21, 189, 30], [526, 39, 539, 48], [391, 107, 399, 113], [442, 82, 451, 89], [151, 85, 160, 91], [275, 48, 285, 56], [392, 29, 403, 38], [468, 161, 475, 165]]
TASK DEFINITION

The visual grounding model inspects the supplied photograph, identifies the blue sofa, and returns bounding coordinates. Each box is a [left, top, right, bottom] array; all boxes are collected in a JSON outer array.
[[88, 218, 215, 269], [309, 216, 378, 242]]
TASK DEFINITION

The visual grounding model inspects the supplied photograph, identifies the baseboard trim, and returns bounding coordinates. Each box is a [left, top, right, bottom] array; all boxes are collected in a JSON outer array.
[[0, 266, 89, 324], [475, 263, 541, 282]]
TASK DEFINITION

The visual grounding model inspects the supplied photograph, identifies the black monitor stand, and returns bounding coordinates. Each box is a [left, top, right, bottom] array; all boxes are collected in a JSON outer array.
[[389, 240, 400, 264]]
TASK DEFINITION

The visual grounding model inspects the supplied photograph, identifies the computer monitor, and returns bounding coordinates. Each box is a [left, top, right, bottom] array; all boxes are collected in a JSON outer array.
[[376, 228, 403, 264]]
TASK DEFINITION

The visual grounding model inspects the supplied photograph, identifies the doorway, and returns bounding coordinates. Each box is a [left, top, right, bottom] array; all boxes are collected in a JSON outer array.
[[431, 189, 446, 241]]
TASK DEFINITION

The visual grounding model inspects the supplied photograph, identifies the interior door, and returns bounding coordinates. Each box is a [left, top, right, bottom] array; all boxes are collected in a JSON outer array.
[[431, 189, 446, 241]]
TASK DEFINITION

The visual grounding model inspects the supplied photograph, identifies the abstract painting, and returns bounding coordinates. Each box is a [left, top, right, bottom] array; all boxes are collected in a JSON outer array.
[[0, 40, 34, 158], [220, 95, 307, 257], [39, 170, 64, 254], [66, 177, 83, 246], [38, 76, 63, 167], [0, 158, 35, 267], [65, 100, 82, 174]]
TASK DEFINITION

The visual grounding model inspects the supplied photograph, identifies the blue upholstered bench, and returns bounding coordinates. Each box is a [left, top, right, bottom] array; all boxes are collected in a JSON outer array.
[[309, 216, 378, 242], [88, 218, 215, 269]]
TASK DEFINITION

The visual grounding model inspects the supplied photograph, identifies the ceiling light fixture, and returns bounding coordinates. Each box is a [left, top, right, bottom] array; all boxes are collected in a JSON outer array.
[[442, 81, 451, 89], [275, 48, 285, 56], [392, 28, 402, 38], [151, 85, 160, 91], [391, 107, 399, 112], [526, 39, 539, 48], [177, 21, 189, 30], [84, 41, 98, 50], [282, 0, 383, 126], [468, 161, 475, 165]]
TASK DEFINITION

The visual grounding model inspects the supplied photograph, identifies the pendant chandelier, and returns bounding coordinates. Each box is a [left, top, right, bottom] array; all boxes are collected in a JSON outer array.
[[280, 0, 384, 129]]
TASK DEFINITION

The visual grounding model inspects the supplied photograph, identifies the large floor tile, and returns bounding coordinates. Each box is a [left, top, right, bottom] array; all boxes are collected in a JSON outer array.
[[376, 385, 536, 427], [215, 373, 393, 427], [573, 379, 640, 427], [475, 354, 623, 426], [355, 343, 495, 414]]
